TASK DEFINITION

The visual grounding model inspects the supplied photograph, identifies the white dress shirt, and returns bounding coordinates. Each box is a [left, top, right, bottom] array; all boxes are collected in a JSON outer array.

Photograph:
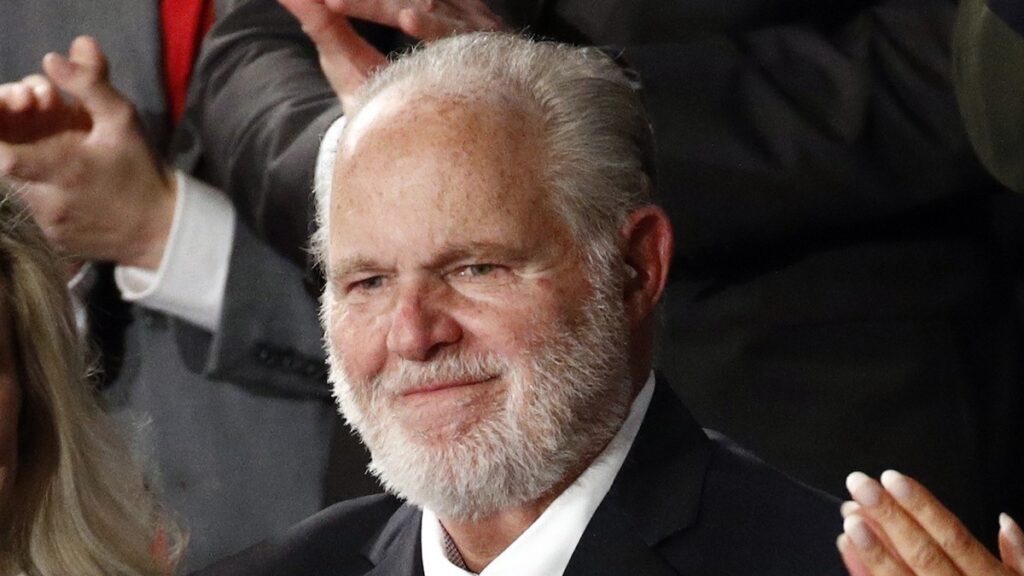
[[420, 372, 657, 576], [93, 111, 343, 334], [113, 170, 236, 332]]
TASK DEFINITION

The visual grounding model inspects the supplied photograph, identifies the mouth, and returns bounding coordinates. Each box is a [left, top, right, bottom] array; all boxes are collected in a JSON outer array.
[[400, 375, 499, 397]]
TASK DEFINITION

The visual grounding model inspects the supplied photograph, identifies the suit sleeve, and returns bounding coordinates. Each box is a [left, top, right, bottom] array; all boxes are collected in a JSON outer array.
[[190, 0, 341, 268], [194, 217, 331, 399]]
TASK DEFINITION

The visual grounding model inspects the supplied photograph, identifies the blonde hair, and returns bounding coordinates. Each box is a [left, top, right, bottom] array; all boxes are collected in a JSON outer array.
[[0, 189, 180, 576]]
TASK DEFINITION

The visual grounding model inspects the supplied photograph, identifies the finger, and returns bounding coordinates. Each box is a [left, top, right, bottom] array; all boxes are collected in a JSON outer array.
[[839, 533, 876, 576], [278, 0, 387, 98], [879, 470, 1006, 576], [42, 37, 129, 123], [279, 0, 352, 45], [18, 75, 58, 111], [844, 514, 916, 576], [847, 472, 962, 575], [2, 83, 36, 113], [67, 35, 110, 82], [442, 0, 503, 30], [843, 501, 863, 518], [999, 514, 1024, 573], [397, 7, 470, 40]]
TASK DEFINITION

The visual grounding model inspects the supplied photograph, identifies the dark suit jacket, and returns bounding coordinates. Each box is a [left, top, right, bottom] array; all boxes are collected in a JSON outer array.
[[195, 381, 845, 576], [188, 0, 1024, 545]]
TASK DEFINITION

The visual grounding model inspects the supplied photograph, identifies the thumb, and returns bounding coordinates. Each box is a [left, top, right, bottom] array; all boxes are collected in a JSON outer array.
[[277, 0, 386, 96], [278, 0, 353, 48], [42, 36, 131, 123]]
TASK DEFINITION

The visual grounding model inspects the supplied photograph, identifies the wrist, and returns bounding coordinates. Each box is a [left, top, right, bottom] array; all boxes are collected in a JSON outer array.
[[123, 168, 178, 270]]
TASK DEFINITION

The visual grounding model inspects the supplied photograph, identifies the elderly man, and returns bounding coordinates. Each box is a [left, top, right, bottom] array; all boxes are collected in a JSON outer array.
[[198, 33, 842, 576]]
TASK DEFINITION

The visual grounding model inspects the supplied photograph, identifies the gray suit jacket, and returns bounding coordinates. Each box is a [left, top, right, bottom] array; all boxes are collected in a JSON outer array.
[[195, 381, 845, 576], [1, 1, 376, 570]]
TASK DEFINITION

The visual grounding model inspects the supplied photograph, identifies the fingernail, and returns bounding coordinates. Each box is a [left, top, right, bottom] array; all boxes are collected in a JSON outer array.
[[840, 500, 861, 518], [844, 515, 875, 551], [846, 471, 882, 507], [880, 469, 912, 503], [1001, 513, 1024, 546]]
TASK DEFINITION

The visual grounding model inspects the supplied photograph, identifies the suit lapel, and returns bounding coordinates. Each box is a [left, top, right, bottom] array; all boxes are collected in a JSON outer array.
[[362, 504, 425, 576], [565, 378, 713, 575]]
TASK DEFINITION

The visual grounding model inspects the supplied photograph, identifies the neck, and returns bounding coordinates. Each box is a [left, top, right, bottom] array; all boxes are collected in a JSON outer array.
[[438, 496, 554, 573], [439, 373, 649, 572]]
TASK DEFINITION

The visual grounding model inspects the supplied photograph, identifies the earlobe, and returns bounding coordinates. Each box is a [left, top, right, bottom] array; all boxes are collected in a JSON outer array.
[[620, 206, 674, 323]]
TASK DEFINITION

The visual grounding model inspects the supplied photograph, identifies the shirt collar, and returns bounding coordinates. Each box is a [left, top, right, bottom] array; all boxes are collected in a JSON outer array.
[[421, 372, 657, 576]]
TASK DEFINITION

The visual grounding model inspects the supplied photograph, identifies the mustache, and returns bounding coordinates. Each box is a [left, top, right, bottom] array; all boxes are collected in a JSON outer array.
[[368, 352, 512, 396]]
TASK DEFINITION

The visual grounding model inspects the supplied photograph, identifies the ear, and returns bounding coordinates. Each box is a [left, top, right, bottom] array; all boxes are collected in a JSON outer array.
[[620, 206, 674, 325]]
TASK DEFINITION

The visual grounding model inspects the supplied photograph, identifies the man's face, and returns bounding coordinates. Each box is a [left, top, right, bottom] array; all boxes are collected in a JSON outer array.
[[325, 92, 633, 519]]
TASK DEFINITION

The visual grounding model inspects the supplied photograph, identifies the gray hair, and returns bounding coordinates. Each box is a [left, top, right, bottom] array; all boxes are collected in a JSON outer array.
[[313, 32, 656, 273]]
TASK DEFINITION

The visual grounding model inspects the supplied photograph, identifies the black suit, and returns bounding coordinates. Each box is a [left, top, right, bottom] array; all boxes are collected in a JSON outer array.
[[194, 381, 844, 576]]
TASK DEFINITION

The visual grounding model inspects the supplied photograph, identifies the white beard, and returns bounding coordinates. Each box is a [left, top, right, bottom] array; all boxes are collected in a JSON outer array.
[[327, 270, 634, 520]]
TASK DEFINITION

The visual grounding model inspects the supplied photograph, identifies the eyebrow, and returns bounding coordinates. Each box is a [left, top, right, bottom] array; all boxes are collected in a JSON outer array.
[[329, 241, 533, 282], [329, 256, 384, 285]]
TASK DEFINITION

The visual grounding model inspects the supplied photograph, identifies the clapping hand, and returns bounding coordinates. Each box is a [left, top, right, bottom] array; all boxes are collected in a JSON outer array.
[[838, 470, 1024, 576], [0, 36, 175, 269]]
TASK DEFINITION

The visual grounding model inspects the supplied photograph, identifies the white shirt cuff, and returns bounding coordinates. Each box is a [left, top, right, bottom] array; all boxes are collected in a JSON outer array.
[[114, 171, 237, 332]]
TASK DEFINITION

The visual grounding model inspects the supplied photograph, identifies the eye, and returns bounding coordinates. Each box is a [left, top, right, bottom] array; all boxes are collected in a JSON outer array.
[[450, 263, 512, 285], [458, 264, 498, 277], [349, 275, 385, 292]]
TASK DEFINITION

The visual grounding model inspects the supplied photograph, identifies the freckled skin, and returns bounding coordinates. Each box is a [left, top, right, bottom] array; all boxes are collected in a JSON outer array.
[[0, 302, 21, 502], [329, 88, 594, 434]]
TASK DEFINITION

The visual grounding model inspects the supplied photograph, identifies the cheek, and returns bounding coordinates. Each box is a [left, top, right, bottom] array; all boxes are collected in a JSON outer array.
[[453, 287, 567, 356], [329, 303, 390, 381]]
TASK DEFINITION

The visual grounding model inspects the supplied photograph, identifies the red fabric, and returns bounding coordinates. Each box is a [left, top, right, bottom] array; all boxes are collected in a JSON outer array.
[[160, 0, 215, 125]]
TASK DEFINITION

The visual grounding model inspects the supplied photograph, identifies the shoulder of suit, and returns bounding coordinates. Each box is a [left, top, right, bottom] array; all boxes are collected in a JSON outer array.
[[694, 430, 844, 575], [194, 493, 403, 576]]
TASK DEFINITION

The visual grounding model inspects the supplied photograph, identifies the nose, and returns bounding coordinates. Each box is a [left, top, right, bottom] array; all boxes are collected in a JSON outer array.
[[386, 278, 463, 361]]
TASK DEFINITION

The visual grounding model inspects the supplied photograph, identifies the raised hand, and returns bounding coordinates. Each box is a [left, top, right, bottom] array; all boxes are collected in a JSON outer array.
[[838, 470, 1024, 576], [319, 0, 503, 40], [277, 0, 502, 109], [0, 36, 176, 269]]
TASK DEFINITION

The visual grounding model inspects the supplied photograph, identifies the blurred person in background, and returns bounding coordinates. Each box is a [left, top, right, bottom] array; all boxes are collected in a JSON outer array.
[[0, 188, 180, 576]]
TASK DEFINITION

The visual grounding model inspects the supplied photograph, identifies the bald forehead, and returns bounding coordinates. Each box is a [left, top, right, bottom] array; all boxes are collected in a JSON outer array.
[[337, 86, 542, 167]]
